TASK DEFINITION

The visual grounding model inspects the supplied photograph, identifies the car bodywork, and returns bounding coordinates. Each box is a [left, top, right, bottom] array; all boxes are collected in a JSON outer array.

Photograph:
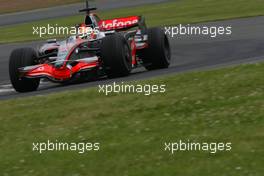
[[19, 14, 148, 82]]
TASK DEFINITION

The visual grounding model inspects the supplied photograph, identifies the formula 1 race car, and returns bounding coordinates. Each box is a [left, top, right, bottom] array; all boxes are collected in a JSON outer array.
[[9, 0, 171, 92]]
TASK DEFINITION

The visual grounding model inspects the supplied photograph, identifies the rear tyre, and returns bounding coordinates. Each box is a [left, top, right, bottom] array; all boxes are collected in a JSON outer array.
[[138, 27, 171, 70], [100, 34, 132, 78], [9, 48, 40, 92]]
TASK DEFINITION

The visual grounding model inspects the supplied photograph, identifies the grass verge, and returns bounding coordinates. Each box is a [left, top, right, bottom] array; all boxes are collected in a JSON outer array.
[[0, 63, 263, 175], [1, 0, 264, 44]]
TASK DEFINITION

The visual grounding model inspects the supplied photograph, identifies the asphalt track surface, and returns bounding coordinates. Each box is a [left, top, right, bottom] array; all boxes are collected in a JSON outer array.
[[1, 16, 264, 100], [0, 0, 169, 26]]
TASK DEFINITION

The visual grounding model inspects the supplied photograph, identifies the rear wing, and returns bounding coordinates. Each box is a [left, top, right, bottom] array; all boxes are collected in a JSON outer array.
[[99, 16, 146, 32]]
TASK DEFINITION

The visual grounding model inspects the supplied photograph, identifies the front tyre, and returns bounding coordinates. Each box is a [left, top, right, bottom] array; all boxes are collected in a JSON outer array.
[[9, 48, 40, 92], [100, 34, 132, 78], [138, 27, 171, 70]]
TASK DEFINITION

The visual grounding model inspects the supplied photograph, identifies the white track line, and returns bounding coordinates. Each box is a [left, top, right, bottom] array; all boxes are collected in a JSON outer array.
[[0, 84, 14, 93]]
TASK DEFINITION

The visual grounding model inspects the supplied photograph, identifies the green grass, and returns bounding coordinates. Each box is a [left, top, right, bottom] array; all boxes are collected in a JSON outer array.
[[1, 0, 264, 44], [0, 63, 264, 175]]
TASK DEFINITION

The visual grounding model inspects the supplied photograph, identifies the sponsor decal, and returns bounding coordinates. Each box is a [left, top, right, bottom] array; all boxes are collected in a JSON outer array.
[[99, 16, 139, 30]]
